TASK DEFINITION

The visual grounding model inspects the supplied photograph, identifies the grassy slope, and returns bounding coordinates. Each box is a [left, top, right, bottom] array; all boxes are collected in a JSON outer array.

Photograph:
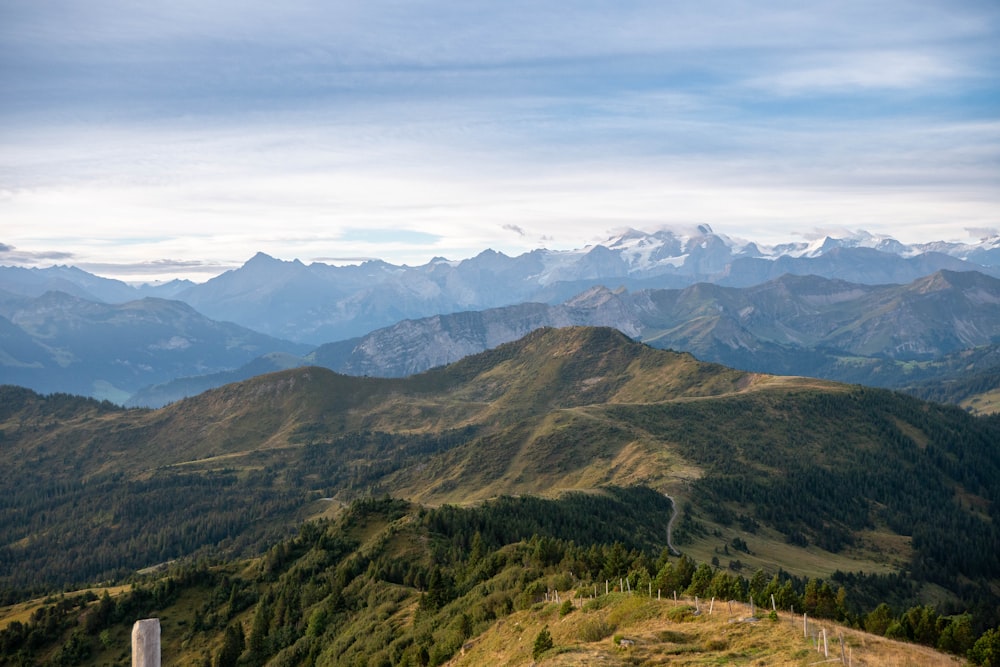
[[2, 327, 999, 606], [0, 510, 967, 667], [456, 594, 963, 667], [1, 588, 964, 667], [0, 494, 969, 667]]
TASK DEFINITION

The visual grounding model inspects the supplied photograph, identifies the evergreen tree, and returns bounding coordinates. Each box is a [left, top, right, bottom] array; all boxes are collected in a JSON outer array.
[[215, 623, 244, 667], [246, 595, 271, 665], [969, 627, 1000, 667], [686, 563, 713, 597], [533, 626, 554, 659], [937, 614, 975, 655], [748, 569, 768, 606], [864, 603, 894, 636]]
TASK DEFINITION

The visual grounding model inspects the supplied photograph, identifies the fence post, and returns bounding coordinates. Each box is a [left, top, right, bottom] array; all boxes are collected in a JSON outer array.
[[132, 619, 160, 667]]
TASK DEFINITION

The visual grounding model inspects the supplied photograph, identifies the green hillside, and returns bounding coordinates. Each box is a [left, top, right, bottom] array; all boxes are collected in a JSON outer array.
[[1, 494, 990, 666], [1, 326, 1000, 664]]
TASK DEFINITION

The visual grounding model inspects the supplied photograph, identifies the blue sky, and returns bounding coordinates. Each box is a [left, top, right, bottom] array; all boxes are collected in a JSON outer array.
[[2, 0, 999, 281]]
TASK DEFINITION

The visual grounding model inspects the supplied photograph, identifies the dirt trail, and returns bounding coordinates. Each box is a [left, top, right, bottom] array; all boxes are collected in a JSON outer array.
[[664, 493, 680, 556]]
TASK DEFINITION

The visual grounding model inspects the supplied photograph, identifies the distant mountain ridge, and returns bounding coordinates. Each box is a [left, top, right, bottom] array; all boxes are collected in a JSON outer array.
[[309, 268, 1000, 378], [3, 226, 999, 343], [5, 227, 1000, 406], [124, 269, 1000, 408], [0, 291, 309, 401]]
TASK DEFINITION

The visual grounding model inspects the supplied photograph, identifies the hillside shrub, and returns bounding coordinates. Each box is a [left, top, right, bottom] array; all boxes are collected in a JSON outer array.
[[577, 618, 614, 642], [969, 627, 1000, 667], [533, 626, 554, 659], [559, 599, 574, 616]]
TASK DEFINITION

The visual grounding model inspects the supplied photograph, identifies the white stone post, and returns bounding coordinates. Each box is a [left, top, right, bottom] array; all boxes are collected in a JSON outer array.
[[132, 618, 160, 667]]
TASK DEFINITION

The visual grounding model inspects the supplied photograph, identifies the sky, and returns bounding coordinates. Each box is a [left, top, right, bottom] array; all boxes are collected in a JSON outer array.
[[2, 1, 999, 283]]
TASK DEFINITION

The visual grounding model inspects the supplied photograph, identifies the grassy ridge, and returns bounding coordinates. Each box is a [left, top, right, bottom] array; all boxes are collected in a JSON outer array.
[[1, 327, 999, 638]]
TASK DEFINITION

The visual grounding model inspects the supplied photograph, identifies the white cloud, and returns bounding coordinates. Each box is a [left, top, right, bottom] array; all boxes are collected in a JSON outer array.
[[1, 1, 997, 280], [747, 51, 961, 94]]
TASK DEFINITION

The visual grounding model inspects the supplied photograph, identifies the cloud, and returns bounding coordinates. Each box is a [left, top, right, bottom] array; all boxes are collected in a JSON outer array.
[[338, 229, 442, 245], [966, 227, 999, 240], [311, 256, 380, 264], [1, 1, 998, 281], [5, 0, 993, 119], [0, 243, 75, 263], [75, 259, 234, 277], [746, 51, 962, 95]]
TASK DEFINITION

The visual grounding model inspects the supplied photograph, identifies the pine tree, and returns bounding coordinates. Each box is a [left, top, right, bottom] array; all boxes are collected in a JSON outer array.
[[215, 623, 244, 667], [533, 626, 554, 659]]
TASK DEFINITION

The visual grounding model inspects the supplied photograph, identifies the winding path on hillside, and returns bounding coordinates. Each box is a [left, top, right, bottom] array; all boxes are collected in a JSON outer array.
[[664, 493, 681, 556]]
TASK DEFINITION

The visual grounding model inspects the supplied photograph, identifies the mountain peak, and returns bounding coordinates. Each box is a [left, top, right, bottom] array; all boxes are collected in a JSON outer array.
[[424, 325, 749, 410], [246, 251, 278, 264], [911, 268, 1000, 293]]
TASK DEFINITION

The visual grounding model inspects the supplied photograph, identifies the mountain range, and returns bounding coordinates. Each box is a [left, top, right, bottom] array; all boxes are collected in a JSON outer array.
[[126, 269, 1000, 408], [3, 227, 1000, 406], [312, 268, 1000, 372], [4, 227, 1000, 344]]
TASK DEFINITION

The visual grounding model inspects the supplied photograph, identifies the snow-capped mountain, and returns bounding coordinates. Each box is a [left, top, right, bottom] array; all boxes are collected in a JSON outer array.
[[3, 227, 999, 344]]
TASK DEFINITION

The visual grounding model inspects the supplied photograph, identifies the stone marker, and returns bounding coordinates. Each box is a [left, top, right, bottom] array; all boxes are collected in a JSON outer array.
[[132, 618, 160, 667]]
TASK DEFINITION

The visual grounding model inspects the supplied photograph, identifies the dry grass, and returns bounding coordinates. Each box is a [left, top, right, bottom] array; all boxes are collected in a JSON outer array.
[[0, 598, 45, 632], [678, 520, 901, 584], [0, 585, 131, 631], [963, 389, 1000, 416], [446, 592, 965, 667]]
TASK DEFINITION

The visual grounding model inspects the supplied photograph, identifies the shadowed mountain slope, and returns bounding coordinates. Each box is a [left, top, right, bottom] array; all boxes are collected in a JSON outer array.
[[0, 291, 309, 401]]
